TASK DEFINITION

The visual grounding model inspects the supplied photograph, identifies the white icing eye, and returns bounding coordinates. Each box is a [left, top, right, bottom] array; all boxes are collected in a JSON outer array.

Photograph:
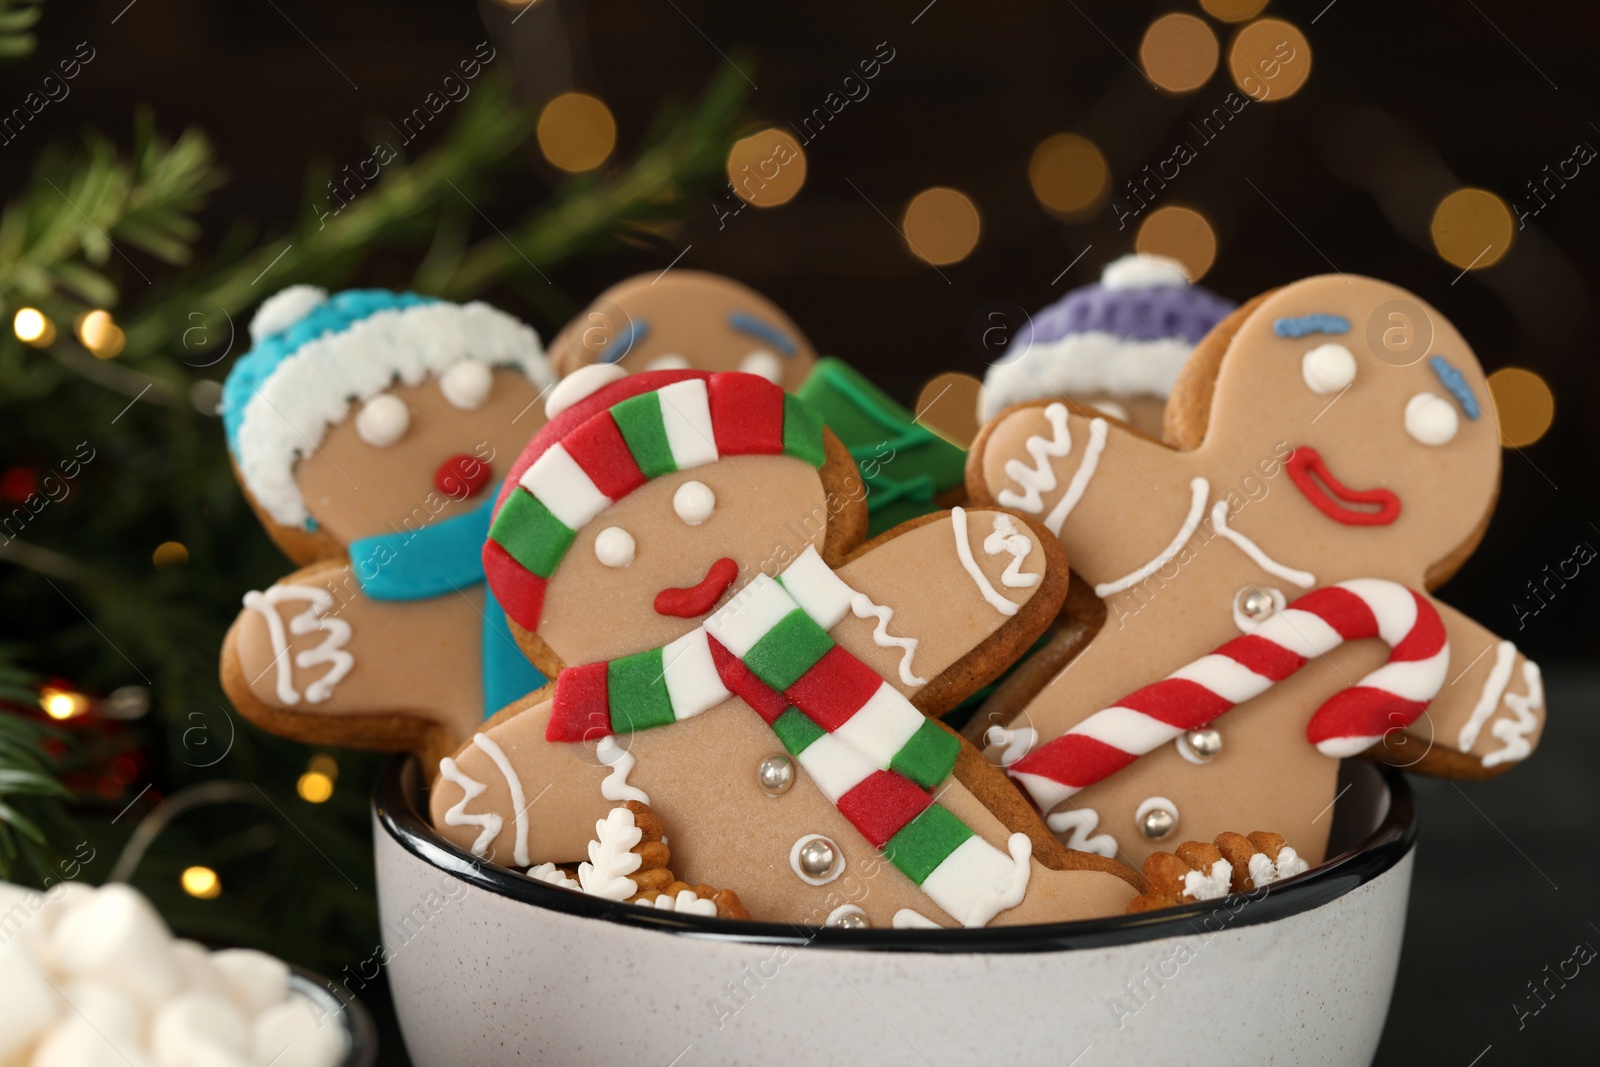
[[594, 527, 635, 568], [355, 394, 410, 447], [645, 354, 691, 371], [440, 361, 493, 410], [1302, 344, 1356, 394], [1404, 392, 1459, 445], [738, 350, 784, 383], [673, 480, 716, 525]]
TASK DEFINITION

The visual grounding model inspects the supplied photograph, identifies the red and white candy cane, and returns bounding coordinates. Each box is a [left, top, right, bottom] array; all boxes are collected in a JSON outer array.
[[1009, 579, 1449, 813]]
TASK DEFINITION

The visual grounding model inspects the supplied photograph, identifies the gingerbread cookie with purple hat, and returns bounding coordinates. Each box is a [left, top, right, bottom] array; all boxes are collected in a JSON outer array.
[[219, 287, 554, 762], [980, 253, 1236, 438], [546, 270, 817, 390], [427, 364, 1140, 926], [967, 274, 1544, 867]]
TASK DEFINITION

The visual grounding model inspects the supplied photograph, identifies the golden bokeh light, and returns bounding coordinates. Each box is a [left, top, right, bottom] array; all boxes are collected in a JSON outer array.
[[1140, 14, 1220, 94], [40, 687, 89, 721], [1028, 134, 1109, 216], [1202, 0, 1271, 22], [537, 92, 617, 173], [297, 771, 335, 804], [1487, 367, 1554, 448], [152, 541, 189, 569], [1431, 188, 1514, 271], [1135, 205, 1217, 281], [77, 309, 126, 360], [902, 187, 981, 267], [1229, 18, 1312, 101], [13, 308, 55, 347], [181, 866, 221, 900], [915, 372, 985, 448], [727, 127, 808, 207], [309, 753, 340, 779]]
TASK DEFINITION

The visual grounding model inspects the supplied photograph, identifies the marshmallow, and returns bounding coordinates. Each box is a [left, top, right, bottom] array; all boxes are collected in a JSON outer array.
[[170, 939, 229, 995], [28, 1017, 154, 1067], [211, 948, 290, 1017], [58, 980, 143, 1041], [252, 997, 349, 1067], [51, 884, 180, 1007], [150, 992, 249, 1067], [0, 940, 60, 1061]]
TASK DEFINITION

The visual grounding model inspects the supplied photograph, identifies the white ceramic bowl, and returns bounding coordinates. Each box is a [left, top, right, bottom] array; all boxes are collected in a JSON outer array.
[[374, 759, 1413, 1066]]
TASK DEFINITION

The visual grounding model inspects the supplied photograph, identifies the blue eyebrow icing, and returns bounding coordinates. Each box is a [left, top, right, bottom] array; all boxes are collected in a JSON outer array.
[[728, 311, 797, 356], [1429, 355, 1481, 419], [1274, 314, 1351, 338], [598, 318, 649, 364]]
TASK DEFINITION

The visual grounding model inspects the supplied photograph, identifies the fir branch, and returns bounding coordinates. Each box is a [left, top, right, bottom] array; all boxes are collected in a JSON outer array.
[[0, 652, 77, 884], [0, 0, 43, 61]]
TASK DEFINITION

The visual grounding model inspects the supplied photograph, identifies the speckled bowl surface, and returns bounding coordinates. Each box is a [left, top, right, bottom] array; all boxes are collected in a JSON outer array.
[[374, 759, 1414, 1066]]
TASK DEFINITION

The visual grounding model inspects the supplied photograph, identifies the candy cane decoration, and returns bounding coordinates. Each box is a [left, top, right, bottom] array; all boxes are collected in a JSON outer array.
[[1010, 579, 1449, 813]]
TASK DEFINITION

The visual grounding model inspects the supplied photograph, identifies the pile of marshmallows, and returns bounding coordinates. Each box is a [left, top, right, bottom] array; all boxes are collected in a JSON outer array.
[[1, 881, 347, 1067]]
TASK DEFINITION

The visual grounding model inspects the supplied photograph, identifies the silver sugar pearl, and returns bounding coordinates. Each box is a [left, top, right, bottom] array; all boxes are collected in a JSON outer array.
[[798, 837, 839, 879], [758, 754, 795, 796], [831, 911, 869, 929], [1140, 806, 1177, 841], [1237, 586, 1276, 622], [1183, 727, 1223, 763]]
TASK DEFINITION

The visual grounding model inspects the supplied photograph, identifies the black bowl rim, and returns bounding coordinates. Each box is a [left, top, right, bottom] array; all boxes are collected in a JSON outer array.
[[374, 756, 1415, 956]]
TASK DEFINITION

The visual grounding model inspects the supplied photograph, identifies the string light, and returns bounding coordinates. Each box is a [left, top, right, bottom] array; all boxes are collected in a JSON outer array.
[[1140, 14, 1220, 94], [1028, 133, 1109, 216], [180, 866, 221, 900], [152, 541, 189, 569], [1228, 18, 1312, 101], [727, 128, 807, 207], [901, 187, 981, 266], [76, 309, 126, 359], [1135, 205, 1218, 281], [40, 687, 89, 721], [13, 308, 55, 347], [297, 753, 340, 803], [537, 92, 617, 173], [1431, 188, 1514, 271], [1487, 367, 1554, 448]]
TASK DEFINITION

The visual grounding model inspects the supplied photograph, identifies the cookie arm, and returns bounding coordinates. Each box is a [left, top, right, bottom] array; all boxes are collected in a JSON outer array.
[[1367, 597, 1544, 779]]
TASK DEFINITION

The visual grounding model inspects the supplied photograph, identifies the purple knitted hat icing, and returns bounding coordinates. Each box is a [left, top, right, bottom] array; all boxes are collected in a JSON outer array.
[[1019, 254, 1234, 348]]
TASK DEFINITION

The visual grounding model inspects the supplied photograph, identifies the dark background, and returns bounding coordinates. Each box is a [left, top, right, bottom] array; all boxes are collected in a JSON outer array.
[[4, 0, 1596, 1062]]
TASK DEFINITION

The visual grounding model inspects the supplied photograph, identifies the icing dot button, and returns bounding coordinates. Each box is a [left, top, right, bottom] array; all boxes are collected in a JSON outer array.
[[1136, 797, 1178, 841], [1302, 343, 1357, 395], [757, 753, 794, 796], [1404, 391, 1460, 445], [673, 480, 716, 526], [791, 834, 843, 885], [1178, 727, 1223, 764], [594, 527, 636, 568], [355, 394, 410, 447], [440, 360, 493, 410]]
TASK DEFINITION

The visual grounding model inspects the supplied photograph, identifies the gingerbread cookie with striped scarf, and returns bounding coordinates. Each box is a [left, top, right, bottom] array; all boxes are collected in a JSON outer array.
[[427, 365, 1140, 926], [967, 275, 1544, 867]]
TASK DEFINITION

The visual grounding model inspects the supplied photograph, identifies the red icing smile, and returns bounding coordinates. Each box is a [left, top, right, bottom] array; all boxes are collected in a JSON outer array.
[[655, 557, 739, 617], [1285, 447, 1401, 526], [435, 454, 493, 499]]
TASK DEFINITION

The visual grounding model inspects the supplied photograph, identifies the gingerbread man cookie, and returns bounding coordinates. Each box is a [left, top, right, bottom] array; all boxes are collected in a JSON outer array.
[[980, 253, 1236, 438], [547, 270, 817, 390], [967, 275, 1544, 866], [428, 367, 1139, 927], [219, 287, 555, 761]]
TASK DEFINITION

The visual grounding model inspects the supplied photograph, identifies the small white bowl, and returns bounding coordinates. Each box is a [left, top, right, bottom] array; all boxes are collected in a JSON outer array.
[[374, 759, 1414, 1066]]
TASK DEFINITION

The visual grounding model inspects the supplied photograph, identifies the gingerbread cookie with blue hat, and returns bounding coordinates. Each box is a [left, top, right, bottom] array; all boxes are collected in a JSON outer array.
[[966, 274, 1545, 869], [980, 253, 1236, 439], [426, 363, 1141, 926], [219, 286, 555, 761]]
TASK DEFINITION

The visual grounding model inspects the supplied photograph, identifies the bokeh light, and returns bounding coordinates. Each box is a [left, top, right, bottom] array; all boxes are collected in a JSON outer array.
[[13, 308, 54, 347], [152, 541, 190, 569], [1140, 14, 1219, 94], [77, 309, 126, 359], [40, 687, 89, 721], [1431, 188, 1515, 271], [1229, 18, 1312, 101], [537, 92, 617, 173], [902, 187, 981, 266], [915, 372, 984, 448], [1202, 0, 1271, 22], [1028, 134, 1109, 216], [727, 127, 807, 207], [297, 771, 335, 803], [1487, 367, 1554, 448], [181, 866, 222, 900], [1135, 205, 1217, 281]]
